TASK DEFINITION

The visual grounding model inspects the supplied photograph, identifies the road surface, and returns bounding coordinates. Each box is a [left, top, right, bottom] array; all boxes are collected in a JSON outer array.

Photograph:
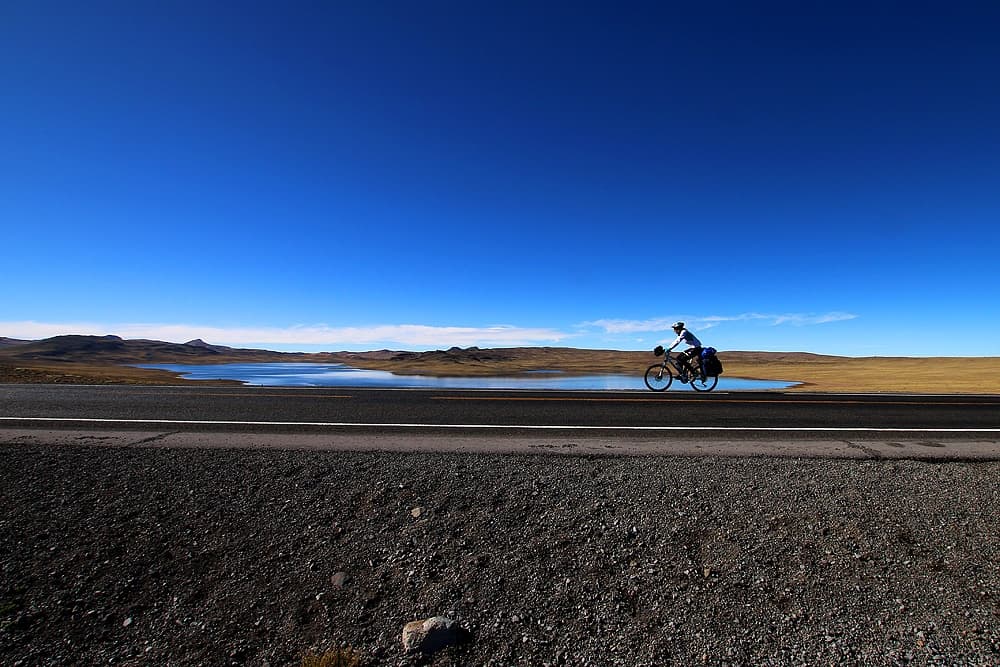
[[2, 384, 999, 459]]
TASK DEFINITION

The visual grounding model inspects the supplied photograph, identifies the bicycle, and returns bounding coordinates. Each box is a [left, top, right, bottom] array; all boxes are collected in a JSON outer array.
[[644, 346, 719, 392]]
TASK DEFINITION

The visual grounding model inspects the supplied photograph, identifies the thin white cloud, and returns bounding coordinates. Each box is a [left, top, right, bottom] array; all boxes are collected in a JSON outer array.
[[770, 312, 858, 326], [0, 321, 573, 349], [582, 317, 677, 335], [583, 312, 857, 334]]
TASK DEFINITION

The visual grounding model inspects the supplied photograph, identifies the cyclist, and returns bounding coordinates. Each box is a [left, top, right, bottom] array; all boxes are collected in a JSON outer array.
[[665, 321, 704, 381]]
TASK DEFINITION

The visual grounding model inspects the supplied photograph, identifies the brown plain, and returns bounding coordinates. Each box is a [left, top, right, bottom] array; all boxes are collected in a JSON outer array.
[[2, 342, 998, 393], [333, 348, 1000, 394]]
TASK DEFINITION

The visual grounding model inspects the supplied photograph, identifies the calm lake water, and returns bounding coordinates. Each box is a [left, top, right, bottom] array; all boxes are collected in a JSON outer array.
[[138, 362, 797, 391]]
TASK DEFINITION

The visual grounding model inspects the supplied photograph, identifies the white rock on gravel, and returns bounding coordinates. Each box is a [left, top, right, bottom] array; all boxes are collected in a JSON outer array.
[[401, 615, 466, 654]]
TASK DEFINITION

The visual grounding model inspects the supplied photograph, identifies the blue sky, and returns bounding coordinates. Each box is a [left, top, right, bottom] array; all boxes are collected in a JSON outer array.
[[2, 1, 998, 356]]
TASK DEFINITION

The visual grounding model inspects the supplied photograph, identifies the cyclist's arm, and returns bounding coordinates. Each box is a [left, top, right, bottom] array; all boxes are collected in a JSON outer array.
[[665, 334, 683, 352]]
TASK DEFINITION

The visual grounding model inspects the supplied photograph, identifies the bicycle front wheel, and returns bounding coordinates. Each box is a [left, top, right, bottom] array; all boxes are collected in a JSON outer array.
[[691, 375, 719, 392], [644, 363, 673, 391]]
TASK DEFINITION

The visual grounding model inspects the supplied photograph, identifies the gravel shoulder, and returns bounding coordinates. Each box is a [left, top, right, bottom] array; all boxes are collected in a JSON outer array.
[[1, 443, 998, 666]]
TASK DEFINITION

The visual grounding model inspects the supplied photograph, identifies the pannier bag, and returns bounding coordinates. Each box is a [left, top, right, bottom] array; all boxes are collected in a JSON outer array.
[[700, 347, 724, 377]]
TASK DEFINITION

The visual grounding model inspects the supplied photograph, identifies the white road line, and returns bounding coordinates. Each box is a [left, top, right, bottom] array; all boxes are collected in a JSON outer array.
[[0, 417, 997, 433]]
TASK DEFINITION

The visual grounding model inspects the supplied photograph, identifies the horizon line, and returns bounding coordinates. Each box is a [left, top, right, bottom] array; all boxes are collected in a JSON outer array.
[[2, 331, 994, 359]]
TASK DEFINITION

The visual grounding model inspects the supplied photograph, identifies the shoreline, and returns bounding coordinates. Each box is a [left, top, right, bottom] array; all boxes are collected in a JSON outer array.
[[3, 351, 1000, 393]]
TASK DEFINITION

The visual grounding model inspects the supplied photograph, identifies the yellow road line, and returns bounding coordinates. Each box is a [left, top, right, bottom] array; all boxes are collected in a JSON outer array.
[[2, 416, 998, 433], [183, 393, 353, 399], [431, 396, 993, 406]]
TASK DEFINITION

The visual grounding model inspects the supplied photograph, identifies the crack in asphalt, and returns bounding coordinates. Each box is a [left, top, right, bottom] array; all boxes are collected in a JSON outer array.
[[126, 432, 179, 447], [844, 440, 884, 459]]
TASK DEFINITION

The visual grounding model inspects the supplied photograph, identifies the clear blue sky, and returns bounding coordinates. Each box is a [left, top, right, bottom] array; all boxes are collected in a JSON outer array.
[[2, 1, 998, 356]]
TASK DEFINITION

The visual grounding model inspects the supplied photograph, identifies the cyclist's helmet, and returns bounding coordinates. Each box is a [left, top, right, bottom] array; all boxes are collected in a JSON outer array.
[[671, 321, 685, 331]]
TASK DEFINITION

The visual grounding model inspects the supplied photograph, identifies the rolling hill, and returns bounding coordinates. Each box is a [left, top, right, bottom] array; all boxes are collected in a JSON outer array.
[[2, 335, 996, 392]]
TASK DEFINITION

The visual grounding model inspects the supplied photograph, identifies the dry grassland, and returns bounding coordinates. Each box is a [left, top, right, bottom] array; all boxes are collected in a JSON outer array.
[[719, 354, 1000, 394], [0, 363, 240, 386], [344, 350, 1000, 394], [2, 351, 999, 394]]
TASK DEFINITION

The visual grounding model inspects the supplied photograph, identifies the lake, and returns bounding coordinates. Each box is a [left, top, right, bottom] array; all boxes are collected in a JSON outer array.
[[137, 362, 797, 391]]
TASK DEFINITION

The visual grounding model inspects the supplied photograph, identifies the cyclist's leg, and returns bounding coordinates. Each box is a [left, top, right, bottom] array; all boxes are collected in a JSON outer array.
[[682, 347, 704, 378], [691, 346, 705, 378], [677, 349, 693, 377]]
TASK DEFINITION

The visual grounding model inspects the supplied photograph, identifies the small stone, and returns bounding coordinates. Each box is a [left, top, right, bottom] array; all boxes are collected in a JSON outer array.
[[402, 616, 468, 654], [122, 617, 132, 627], [411, 507, 423, 518], [331, 571, 351, 588]]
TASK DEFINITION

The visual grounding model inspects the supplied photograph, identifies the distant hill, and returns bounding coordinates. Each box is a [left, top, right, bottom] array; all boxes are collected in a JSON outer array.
[[325, 346, 862, 377], [184, 338, 235, 353], [0, 334, 870, 380], [0, 336, 854, 370], [0, 335, 310, 364], [3, 337, 996, 392]]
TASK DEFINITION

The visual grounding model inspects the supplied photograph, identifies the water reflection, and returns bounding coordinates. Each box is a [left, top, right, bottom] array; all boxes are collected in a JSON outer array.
[[138, 362, 797, 391]]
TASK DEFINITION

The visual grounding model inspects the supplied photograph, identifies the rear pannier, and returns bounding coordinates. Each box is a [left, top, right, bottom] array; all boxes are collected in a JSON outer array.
[[700, 347, 724, 377]]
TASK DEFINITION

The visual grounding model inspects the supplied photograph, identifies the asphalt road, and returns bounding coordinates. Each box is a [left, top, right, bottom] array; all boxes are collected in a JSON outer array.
[[2, 384, 999, 459]]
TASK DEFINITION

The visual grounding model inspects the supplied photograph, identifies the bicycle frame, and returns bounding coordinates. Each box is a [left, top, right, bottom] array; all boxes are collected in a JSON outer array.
[[660, 351, 697, 378], [645, 349, 718, 392]]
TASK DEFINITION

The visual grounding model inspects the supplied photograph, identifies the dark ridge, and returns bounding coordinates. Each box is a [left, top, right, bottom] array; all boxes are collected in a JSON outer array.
[[0, 335, 302, 364], [0, 337, 34, 348]]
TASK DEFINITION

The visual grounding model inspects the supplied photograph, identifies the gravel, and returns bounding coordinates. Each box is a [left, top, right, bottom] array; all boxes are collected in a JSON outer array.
[[1, 443, 998, 666]]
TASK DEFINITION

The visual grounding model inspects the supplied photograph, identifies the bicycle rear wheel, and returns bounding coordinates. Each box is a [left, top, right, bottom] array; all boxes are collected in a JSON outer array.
[[644, 363, 673, 391], [691, 374, 719, 392]]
